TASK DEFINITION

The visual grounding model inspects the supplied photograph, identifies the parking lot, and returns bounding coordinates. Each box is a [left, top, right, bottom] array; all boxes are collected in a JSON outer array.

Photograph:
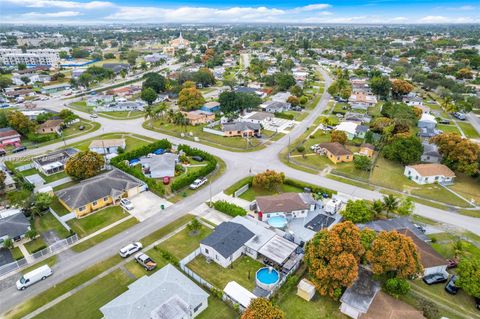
[[127, 191, 173, 222]]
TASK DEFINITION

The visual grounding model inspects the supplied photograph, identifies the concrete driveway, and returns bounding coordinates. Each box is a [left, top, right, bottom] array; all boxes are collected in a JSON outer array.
[[127, 191, 173, 222]]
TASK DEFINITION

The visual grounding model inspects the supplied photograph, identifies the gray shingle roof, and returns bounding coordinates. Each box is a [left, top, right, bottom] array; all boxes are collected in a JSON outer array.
[[222, 122, 261, 132], [0, 212, 30, 239], [100, 264, 208, 319], [357, 217, 429, 242], [340, 267, 380, 313], [55, 168, 144, 210], [201, 222, 255, 258]]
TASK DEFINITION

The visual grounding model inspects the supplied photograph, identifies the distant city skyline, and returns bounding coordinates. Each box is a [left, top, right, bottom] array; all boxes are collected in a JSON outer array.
[[0, 0, 479, 24]]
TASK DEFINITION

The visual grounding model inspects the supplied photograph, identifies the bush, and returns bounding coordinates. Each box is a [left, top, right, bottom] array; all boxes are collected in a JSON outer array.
[[213, 200, 247, 217], [296, 145, 305, 153], [26, 133, 57, 143], [384, 278, 410, 297], [157, 248, 179, 266], [283, 178, 336, 197], [274, 112, 295, 120], [171, 145, 217, 191], [418, 298, 439, 319]]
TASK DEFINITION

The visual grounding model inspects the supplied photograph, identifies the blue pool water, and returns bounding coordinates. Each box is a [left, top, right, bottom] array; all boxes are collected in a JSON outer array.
[[267, 216, 288, 228], [256, 267, 280, 285]]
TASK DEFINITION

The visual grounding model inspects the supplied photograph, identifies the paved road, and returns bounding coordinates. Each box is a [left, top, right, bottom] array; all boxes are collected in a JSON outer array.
[[1, 67, 480, 314]]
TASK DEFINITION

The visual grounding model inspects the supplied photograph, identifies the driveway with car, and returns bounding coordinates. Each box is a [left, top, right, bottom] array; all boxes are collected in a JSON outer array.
[[127, 191, 173, 222]]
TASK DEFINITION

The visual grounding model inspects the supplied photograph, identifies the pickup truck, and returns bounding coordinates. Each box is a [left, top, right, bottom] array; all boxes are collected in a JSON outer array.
[[134, 253, 157, 271], [189, 177, 208, 190]]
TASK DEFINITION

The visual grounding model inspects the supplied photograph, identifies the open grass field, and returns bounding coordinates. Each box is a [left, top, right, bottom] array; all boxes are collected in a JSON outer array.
[[187, 255, 262, 291]]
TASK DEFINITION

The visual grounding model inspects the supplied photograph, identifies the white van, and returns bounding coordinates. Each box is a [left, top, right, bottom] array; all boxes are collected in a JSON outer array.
[[16, 265, 53, 290]]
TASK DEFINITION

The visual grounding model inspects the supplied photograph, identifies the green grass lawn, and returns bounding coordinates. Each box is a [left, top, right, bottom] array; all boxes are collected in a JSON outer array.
[[62, 119, 99, 138], [18, 168, 68, 184], [21, 256, 57, 275], [457, 121, 480, 139], [224, 176, 253, 195], [157, 225, 212, 260], [239, 183, 304, 202], [67, 133, 155, 153], [197, 296, 239, 319], [33, 269, 133, 319], [438, 124, 461, 135], [141, 215, 195, 247], [69, 101, 93, 113], [50, 197, 72, 216], [447, 174, 480, 204], [11, 247, 24, 260], [67, 206, 128, 238], [98, 110, 144, 119], [24, 238, 47, 254], [34, 213, 70, 239], [187, 255, 263, 291]]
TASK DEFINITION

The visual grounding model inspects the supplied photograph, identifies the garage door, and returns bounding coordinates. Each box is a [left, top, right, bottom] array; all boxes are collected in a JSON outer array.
[[127, 187, 139, 197]]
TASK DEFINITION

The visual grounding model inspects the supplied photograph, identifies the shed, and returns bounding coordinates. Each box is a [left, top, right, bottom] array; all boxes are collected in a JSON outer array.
[[297, 278, 316, 301], [223, 281, 257, 309]]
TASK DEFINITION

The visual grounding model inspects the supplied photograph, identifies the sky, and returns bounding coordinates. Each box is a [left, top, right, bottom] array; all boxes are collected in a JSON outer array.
[[0, 0, 479, 25]]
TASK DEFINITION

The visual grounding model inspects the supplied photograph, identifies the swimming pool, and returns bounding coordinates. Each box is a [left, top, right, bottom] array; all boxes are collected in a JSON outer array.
[[267, 216, 288, 228], [256, 267, 280, 291]]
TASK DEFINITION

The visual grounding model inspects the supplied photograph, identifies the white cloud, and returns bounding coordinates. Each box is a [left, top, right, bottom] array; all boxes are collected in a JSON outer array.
[[458, 5, 476, 11], [4, 0, 113, 9], [290, 3, 331, 13], [419, 15, 476, 23], [20, 10, 82, 17]]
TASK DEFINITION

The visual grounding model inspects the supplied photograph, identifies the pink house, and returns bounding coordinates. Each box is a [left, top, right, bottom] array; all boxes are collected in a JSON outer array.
[[0, 128, 21, 147]]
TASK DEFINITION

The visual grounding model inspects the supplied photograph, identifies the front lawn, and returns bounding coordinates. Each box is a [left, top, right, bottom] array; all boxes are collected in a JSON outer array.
[[67, 133, 155, 153], [69, 101, 93, 113], [98, 110, 144, 119], [437, 124, 461, 135], [50, 197, 73, 216], [187, 255, 262, 291], [67, 206, 128, 238], [157, 225, 212, 260], [24, 237, 47, 254], [33, 269, 133, 319], [34, 212, 70, 239], [457, 121, 480, 139], [239, 183, 304, 202]]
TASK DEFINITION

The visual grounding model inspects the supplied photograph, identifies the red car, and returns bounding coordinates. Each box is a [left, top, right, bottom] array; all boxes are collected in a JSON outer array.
[[163, 176, 170, 185]]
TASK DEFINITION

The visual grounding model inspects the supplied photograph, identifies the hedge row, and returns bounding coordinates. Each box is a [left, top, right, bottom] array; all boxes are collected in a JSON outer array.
[[110, 139, 173, 196], [274, 112, 295, 120], [213, 200, 247, 217], [284, 178, 336, 197], [171, 144, 217, 192]]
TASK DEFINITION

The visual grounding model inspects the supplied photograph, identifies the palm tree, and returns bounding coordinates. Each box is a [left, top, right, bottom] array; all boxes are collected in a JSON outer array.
[[371, 199, 384, 218], [441, 96, 457, 113], [382, 194, 399, 218]]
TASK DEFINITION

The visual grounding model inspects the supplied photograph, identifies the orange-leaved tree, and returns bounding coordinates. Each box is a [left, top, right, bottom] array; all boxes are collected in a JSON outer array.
[[241, 298, 285, 319]]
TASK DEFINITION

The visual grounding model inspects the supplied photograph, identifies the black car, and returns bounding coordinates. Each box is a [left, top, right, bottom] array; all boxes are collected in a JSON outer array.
[[12, 146, 27, 153], [445, 275, 459, 294], [422, 273, 448, 285], [475, 297, 480, 310], [439, 119, 451, 124], [0, 149, 6, 157], [191, 156, 203, 162]]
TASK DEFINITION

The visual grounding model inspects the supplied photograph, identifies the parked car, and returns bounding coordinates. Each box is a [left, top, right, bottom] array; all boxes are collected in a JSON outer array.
[[447, 258, 459, 269], [16, 265, 52, 290], [439, 119, 451, 124], [129, 158, 140, 166], [90, 113, 98, 118], [413, 224, 426, 233], [134, 252, 157, 271], [254, 133, 262, 138], [445, 275, 459, 294], [153, 148, 166, 155], [0, 149, 6, 157], [189, 177, 208, 189], [423, 273, 449, 285], [120, 198, 134, 210], [12, 146, 27, 153], [191, 155, 204, 162], [119, 242, 143, 258], [453, 112, 466, 120], [78, 125, 85, 130], [475, 297, 480, 310]]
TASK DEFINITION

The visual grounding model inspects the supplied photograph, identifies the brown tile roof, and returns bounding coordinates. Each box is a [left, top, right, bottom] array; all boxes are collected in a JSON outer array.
[[38, 119, 63, 129], [319, 142, 352, 156], [256, 192, 310, 214], [361, 143, 375, 150], [361, 291, 425, 319], [399, 229, 447, 269], [408, 164, 455, 177], [0, 128, 20, 138]]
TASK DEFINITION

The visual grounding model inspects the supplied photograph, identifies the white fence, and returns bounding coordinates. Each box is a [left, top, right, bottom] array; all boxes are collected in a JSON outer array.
[[0, 234, 79, 277], [202, 127, 224, 136], [234, 184, 249, 198]]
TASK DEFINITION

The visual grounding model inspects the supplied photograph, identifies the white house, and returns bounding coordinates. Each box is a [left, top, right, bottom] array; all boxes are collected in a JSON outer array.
[[418, 113, 437, 129], [404, 163, 455, 185], [256, 192, 316, 222], [89, 139, 126, 154], [335, 121, 358, 140]]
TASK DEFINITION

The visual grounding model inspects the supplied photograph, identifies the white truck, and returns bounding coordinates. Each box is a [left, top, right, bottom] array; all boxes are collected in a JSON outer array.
[[16, 265, 53, 290]]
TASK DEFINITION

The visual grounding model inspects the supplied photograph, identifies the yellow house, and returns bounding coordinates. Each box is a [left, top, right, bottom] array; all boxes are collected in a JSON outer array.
[[359, 143, 375, 158], [55, 168, 145, 218], [182, 110, 215, 126], [318, 142, 353, 164]]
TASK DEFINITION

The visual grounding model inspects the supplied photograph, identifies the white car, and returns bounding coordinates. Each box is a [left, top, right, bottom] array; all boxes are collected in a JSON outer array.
[[120, 198, 134, 210], [119, 242, 143, 258], [189, 177, 207, 190], [90, 113, 98, 118]]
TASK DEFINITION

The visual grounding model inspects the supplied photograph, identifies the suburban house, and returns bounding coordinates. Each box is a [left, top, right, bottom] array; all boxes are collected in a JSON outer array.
[[36, 119, 63, 135], [103, 63, 130, 74], [318, 142, 353, 164], [56, 168, 146, 218], [271, 92, 292, 103], [234, 86, 266, 98], [360, 291, 424, 319], [100, 264, 208, 319], [335, 122, 363, 140], [256, 192, 316, 222], [89, 139, 126, 154], [240, 111, 273, 125], [86, 94, 115, 107], [40, 83, 71, 94], [418, 113, 440, 138], [200, 216, 300, 269], [182, 110, 215, 126], [200, 101, 221, 113], [348, 92, 377, 110], [33, 148, 78, 176], [0, 209, 31, 243], [95, 101, 146, 112], [359, 143, 375, 157], [141, 153, 178, 178], [261, 101, 290, 113], [222, 122, 261, 137], [0, 128, 21, 147], [355, 125, 369, 139], [404, 163, 455, 185], [0, 166, 16, 192], [344, 112, 372, 124], [340, 267, 381, 319], [421, 142, 441, 163]]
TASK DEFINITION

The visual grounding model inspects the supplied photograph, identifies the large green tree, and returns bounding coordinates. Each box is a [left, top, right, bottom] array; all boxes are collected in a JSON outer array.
[[65, 151, 105, 180], [341, 200, 374, 223], [370, 76, 391, 99], [141, 87, 158, 105], [383, 136, 423, 165], [456, 258, 480, 298], [178, 87, 205, 111], [142, 73, 166, 93]]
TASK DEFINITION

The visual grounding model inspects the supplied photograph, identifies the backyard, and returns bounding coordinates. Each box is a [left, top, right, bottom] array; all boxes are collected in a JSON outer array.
[[187, 255, 263, 291]]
